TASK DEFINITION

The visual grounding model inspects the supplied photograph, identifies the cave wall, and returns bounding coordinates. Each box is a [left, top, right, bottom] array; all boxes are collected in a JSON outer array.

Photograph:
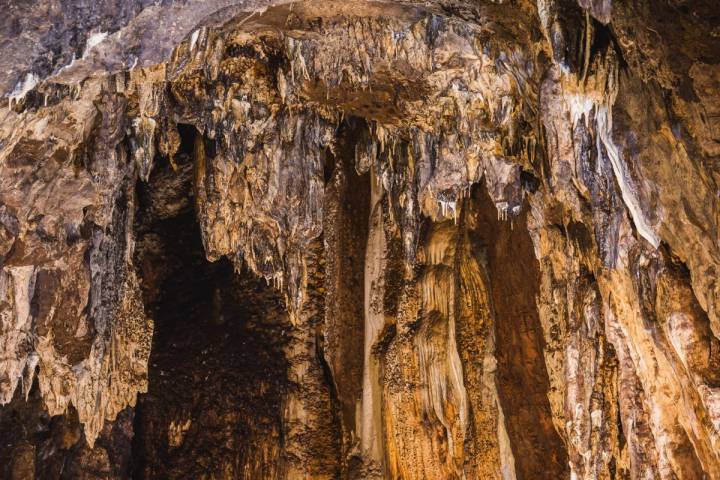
[[1, 0, 720, 479]]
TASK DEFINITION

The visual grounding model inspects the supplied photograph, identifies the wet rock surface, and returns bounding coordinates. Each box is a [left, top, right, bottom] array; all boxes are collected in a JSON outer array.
[[1, 0, 720, 478]]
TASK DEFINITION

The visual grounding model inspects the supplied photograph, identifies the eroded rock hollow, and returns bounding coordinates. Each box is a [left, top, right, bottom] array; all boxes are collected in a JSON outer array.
[[1, 0, 720, 478]]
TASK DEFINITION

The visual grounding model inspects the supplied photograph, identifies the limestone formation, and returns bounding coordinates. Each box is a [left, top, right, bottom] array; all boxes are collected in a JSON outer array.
[[1, 0, 719, 478]]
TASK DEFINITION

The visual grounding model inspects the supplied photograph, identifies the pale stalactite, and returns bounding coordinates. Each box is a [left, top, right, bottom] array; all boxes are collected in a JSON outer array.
[[0, 266, 36, 403], [360, 167, 387, 476]]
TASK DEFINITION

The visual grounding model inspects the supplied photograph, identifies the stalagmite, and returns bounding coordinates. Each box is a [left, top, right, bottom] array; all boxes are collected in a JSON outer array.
[[360, 168, 387, 476]]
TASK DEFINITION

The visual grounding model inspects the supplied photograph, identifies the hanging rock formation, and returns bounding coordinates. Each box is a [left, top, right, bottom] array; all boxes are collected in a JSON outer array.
[[1, 0, 720, 478]]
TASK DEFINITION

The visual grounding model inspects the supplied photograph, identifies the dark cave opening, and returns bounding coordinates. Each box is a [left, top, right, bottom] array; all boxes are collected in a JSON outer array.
[[321, 117, 371, 465], [468, 184, 570, 479], [131, 141, 290, 479]]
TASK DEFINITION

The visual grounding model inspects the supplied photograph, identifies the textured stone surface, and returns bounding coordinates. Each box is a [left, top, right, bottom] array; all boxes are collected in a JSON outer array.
[[1, 0, 720, 478]]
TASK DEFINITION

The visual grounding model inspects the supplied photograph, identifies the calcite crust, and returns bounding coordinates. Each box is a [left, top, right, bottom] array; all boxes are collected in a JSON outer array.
[[1, 0, 720, 478]]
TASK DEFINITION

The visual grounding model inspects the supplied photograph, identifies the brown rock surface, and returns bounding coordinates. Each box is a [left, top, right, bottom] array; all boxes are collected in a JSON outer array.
[[1, 0, 719, 478]]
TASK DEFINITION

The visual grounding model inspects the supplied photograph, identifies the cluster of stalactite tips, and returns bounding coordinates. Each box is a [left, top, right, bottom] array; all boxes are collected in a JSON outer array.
[[1, 0, 720, 478]]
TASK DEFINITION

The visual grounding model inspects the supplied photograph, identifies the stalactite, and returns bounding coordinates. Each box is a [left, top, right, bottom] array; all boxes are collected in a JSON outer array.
[[2, 0, 720, 478]]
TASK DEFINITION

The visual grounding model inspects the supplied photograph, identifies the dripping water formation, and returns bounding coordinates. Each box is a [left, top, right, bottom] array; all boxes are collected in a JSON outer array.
[[1, 0, 720, 479]]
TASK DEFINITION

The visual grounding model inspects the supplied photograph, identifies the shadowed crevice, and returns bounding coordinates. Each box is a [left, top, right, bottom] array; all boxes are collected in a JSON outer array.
[[131, 149, 291, 479], [469, 183, 569, 480]]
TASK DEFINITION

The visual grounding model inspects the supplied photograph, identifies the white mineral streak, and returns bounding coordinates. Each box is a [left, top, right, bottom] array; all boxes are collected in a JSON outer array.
[[190, 29, 201, 51], [699, 385, 720, 435], [596, 104, 660, 248], [83, 31, 109, 58], [438, 199, 458, 223], [360, 167, 386, 470], [667, 312, 697, 370], [7, 73, 39, 110], [497, 398, 517, 480], [660, 292, 720, 459], [565, 89, 660, 248]]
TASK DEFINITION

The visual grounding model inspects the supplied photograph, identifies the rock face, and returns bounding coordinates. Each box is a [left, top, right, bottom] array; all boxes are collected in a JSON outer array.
[[1, 0, 719, 478]]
